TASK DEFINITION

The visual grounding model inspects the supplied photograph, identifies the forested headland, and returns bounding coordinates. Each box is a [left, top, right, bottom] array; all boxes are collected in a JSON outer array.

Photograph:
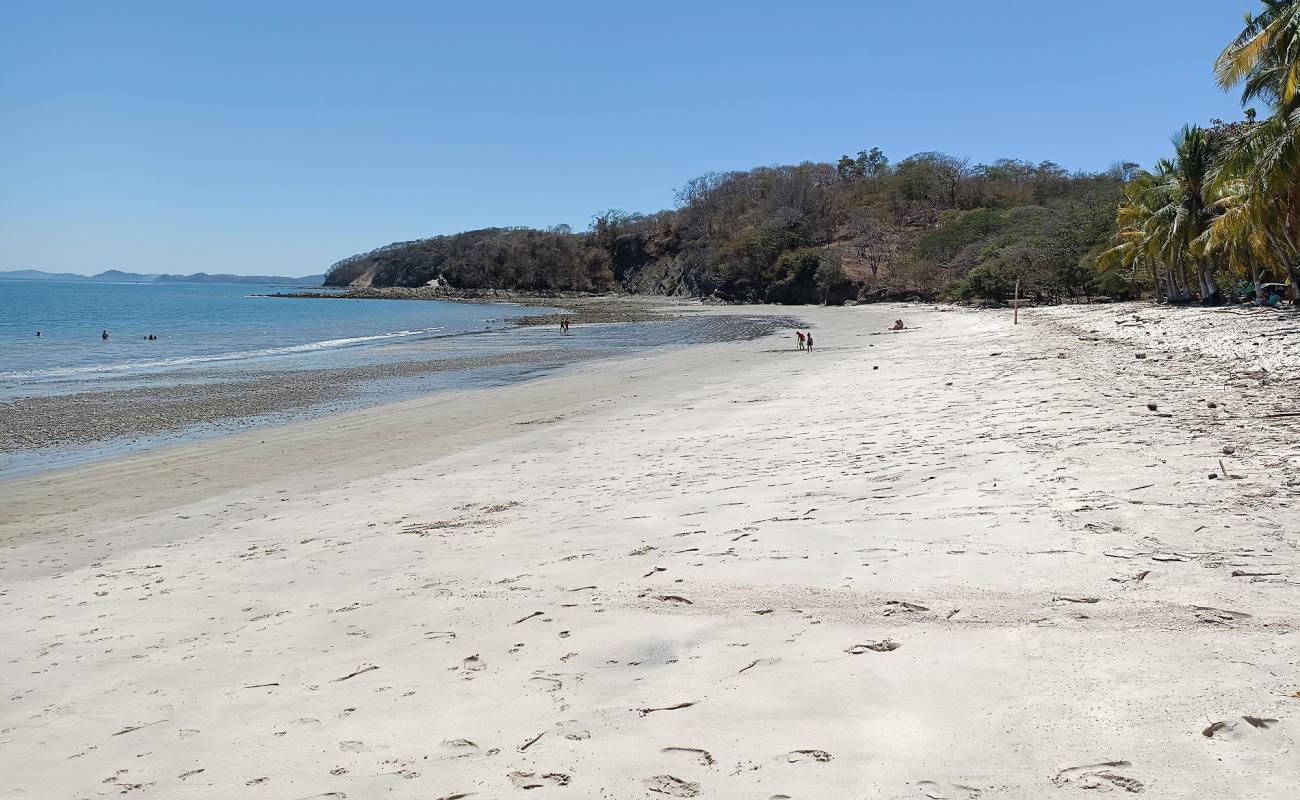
[[324, 153, 1130, 305], [326, 1, 1300, 308]]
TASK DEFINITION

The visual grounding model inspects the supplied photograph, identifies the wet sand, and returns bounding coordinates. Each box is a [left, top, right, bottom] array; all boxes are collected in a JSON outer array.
[[1, 303, 1296, 798]]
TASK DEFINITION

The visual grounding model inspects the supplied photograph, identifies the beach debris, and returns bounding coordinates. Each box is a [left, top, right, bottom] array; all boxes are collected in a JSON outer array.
[[242, 682, 280, 689], [462, 654, 485, 671], [518, 731, 545, 751], [1146, 402, 1158, 411], [177, 769, 205, 780], [655, 595, 693, 604], [637, 702, 696, 716], [1202, 721, 1230, 737], [1222, 444, 1235, 454], [1231, 570, 1282, 578], [847, 640, 900, 654], [643, 774, 701, 797], [1053, 596, 1100, 604], [660, 747, 715, 766], [1217, 459, 1243, 479], [332, 664, 378, 682], [1203, 716, 1278, 740], [512, 611, 544, 625], [433, 794, 476, 800], [784, 749, 833, 762], [111, 719, 167, 737], [643, 566, 667, 578], [736, 658, 779, 675]]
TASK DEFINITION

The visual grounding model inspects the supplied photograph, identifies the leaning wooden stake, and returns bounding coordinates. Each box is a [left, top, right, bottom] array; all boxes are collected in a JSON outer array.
[[1013, 276, 1021, 325]]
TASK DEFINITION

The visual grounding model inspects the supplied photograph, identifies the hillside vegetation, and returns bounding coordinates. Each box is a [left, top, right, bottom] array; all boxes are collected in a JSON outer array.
[[324, 152, 1131, 304]]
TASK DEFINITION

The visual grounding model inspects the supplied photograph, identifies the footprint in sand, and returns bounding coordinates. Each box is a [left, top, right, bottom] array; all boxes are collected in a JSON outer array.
[[643, 775, 701, 797], [528, 674, 563, 693], [1052, 761, 1143, 793], [847, 640, 900, 654], [463, 654, 486, 673], [782, 749, 833, 763], [338, 740, 369, 753], [442, 739, 481, 758], [660, 746, 715, 766], [917, 780, 982, 799], [508, 771, 570, 789]]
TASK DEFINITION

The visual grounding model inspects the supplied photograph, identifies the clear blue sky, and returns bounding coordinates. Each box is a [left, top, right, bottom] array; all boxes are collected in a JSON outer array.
[[0, 0, 1252, 275]]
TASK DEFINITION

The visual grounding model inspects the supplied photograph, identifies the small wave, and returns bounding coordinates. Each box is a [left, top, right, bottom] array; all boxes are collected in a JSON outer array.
[[1, 327, 447, 381]]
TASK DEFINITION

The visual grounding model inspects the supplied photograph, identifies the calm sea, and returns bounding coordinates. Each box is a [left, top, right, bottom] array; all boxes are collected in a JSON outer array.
[[0, 279, 792, 475], [0, 279, 539, 392]]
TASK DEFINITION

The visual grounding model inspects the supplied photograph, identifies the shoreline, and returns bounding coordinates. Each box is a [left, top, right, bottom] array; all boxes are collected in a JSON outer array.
[[1, 297, 794, 477], [2, 302, 1297, 797], [261, 287, 700, 325]]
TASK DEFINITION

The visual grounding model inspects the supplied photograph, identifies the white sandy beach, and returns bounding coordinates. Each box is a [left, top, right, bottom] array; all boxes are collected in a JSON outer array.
[[2, 303, 1297, 799]]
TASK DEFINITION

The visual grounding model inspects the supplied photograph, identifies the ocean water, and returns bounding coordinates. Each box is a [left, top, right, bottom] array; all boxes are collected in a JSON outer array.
[[0, 279, 539, 390], [0, 279, 796, 475]]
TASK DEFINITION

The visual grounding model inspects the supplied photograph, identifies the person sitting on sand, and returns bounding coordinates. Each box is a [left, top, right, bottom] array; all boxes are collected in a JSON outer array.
[[796, 330, 806, 351], [893, 319, 905, 330]]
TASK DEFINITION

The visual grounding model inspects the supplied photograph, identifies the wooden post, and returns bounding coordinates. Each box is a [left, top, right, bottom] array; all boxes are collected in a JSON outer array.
[[1013, 276, 1021, 325]]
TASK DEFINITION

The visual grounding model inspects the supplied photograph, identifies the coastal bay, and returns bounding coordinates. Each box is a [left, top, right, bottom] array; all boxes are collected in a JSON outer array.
[[2, 303, 1296, 797]]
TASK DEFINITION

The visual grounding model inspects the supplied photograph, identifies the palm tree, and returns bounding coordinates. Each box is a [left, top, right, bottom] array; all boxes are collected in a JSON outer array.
[[1151, 126, 1222, 302], [1211, 0, 1300, 300], [1100, 171, 1172, 302]]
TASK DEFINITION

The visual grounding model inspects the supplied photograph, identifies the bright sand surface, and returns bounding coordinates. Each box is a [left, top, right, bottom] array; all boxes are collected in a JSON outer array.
[[2, 303, 1297, 799]]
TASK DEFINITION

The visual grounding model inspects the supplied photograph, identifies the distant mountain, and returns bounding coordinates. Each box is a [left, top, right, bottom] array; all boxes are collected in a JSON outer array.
[[154, 272, 325, 285], [0, 269, 324, 286], [0, 269, 89, 281]]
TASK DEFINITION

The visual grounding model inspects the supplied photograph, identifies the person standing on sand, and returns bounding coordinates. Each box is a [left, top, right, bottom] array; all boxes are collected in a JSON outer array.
[[796, 331, 806, 351], [805, 331, 814, 352]]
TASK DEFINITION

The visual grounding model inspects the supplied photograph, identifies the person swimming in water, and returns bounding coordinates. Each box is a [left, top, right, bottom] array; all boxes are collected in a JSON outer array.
[[101, 330, 109, 340]]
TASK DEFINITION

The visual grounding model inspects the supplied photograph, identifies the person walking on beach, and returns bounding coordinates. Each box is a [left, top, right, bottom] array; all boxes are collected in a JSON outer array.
[[805, 331, 814, 352], [796, 330, 806, 351]]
